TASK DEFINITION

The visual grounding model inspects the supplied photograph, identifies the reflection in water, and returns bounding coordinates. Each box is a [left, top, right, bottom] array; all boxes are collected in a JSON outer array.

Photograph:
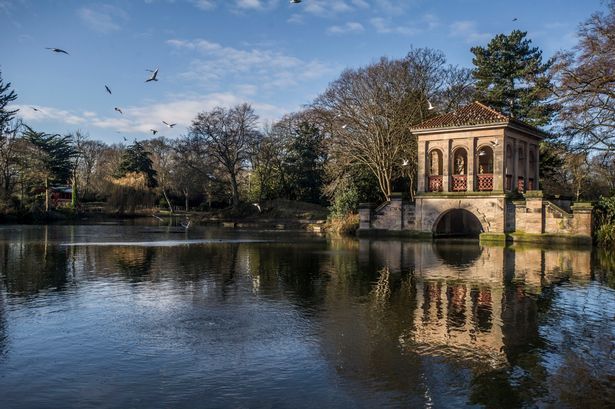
[[0, 225, 613, 408]]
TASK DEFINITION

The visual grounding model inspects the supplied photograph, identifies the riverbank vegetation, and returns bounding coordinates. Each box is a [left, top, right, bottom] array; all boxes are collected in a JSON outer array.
[[1, 2, 614, 242]]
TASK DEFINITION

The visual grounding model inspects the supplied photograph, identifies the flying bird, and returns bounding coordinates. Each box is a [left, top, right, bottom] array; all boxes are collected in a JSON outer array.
[[150, 129, 158, 135], [114, 107, 123, 114], [402, 159, 409, 166], [145, 68, 159, 82], [341, 124, 347, 129], [290, 0, 302, 3], [252, 203, 261, 213], [105, 85, 112, 95], [162, 121, 176, 128], [427, 100, 435, 110], [491, 139, 500, 146], [512, 18, 518, 21], [31, 107, 39, 112], [45, 47, 69, 55]]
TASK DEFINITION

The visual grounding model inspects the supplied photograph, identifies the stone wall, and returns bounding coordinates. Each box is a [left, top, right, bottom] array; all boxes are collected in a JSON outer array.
[[359, 196, 416, 231], [509, 198, 592, 238]]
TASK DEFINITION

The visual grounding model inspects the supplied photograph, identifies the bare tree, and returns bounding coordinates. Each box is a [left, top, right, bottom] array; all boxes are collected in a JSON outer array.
[[77, 139, 106, 200], [145, 137, 175, 212], [189, 103, 260, 208], [552, 1, 615, 153], [313, 48, 473, 200]]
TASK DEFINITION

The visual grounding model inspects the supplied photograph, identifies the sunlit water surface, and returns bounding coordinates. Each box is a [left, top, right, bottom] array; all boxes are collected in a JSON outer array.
[[0, 224, 614, 408]]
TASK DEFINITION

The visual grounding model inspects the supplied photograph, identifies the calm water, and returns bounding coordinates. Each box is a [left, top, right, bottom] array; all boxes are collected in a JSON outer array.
[[0, 224, 614, 409]]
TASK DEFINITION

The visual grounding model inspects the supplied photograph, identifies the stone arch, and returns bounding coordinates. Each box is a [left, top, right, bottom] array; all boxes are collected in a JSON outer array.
[[433, 208, 485, 238]]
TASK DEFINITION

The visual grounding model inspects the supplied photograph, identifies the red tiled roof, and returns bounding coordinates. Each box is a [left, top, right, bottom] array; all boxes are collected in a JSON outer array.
[[411, 101, 510, 130]]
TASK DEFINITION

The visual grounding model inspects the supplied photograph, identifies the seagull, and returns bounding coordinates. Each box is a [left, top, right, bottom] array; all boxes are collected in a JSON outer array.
[[427, 100, 435, 110], [45, 47, 69, 55], [122, 136, 127, 141], [491, 139, 500, 146], [402, 159, 409, 166], [341, 124, 347, 129], [145, 68, 159, 82], [252, 203, 261, 213], [105, 85, 112, 95], [162, 121, 176, 128], [31, 107, 39, 112], [290, 0, 302, 3], [512, 18, 518, 21], [150, 129, 158, 135], [114, 107, 123, 114]]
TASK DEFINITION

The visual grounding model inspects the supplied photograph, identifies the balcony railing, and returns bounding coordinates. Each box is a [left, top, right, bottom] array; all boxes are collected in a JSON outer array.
[[428, 175, 443, 192], [451, 175, 467, 191], [476, 174, 493, 191]]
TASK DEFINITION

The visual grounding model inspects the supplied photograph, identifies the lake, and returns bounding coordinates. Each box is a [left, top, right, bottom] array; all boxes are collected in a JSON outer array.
[[0, 224, 614, 408]]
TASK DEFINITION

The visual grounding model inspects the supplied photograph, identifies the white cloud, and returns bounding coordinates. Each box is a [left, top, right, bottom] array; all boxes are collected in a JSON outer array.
[[166, 38, 335, 91], [327, 21, 364, 35], [193, 0, 216, 10], [370, 17, 418, 35], [13, 105, 87, 125], [449, 20, 491, 44], [235, 0, 262, 9], [11, 95, 288, 139], [78, 4, 129, 33], [303, 0, 353, 16]]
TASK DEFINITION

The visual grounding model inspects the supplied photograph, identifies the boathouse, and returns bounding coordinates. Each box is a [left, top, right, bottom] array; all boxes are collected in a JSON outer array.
[[358, 102, 592, 243]]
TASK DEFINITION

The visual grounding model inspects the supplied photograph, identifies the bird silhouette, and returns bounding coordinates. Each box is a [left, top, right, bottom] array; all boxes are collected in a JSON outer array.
[[114, 107, 123, 114], [105, 85, 112, 95], [162, 121, 176, 128], [46, 47, 69, 55], [146, 68, 159, 82], [512, 18, 518, 21], [290, 0, 302, 3], [31, 107, 39, 112], [150, 129, 158, 135]]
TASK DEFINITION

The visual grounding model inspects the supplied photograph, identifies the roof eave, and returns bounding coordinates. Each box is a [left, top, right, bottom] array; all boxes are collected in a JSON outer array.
[[411, 120, 549, 140]]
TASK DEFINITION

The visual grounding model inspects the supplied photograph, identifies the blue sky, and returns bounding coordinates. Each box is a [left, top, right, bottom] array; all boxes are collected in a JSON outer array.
[[0, 0, 606, 143]]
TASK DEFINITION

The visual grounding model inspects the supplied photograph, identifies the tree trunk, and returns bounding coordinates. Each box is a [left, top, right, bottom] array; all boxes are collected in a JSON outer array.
[[162, 188, 173, 213], [230, 173, 240, 208], [45, 177, 49, 212], [184, 190, 189, 212], [71, 176, 78, 210]]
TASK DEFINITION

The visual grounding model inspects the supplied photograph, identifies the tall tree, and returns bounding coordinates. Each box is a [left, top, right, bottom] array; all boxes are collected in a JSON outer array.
[[552, 1, 615, 152], [189, 103, 260, 208], [283, 121, 326, 204], [0, 69, 18, 132], [23, 127, 75, 211], [145, 137, 174, 212], [471, 30, 556, 126], [0, 70, 19, 202], [113, 140, 158, 188], [313, 48, 471, 200]]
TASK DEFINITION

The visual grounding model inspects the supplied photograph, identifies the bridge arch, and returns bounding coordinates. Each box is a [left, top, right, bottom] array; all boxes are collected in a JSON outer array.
[[433, 208, 485, 238]]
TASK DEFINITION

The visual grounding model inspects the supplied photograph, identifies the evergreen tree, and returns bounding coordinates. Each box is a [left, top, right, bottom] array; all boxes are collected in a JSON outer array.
[[471, 30, 555, 126], [24, 127, 75, 211], [284, 122, 325, 204], [114, 141, 158, 188], [0, 69, 18, 130]]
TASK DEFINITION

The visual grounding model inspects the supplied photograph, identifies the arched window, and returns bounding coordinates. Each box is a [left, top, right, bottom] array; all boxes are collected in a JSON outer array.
[[427, 149, 443, 192], [452, 148, 467, 191], [477, 146, 494, 191]]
